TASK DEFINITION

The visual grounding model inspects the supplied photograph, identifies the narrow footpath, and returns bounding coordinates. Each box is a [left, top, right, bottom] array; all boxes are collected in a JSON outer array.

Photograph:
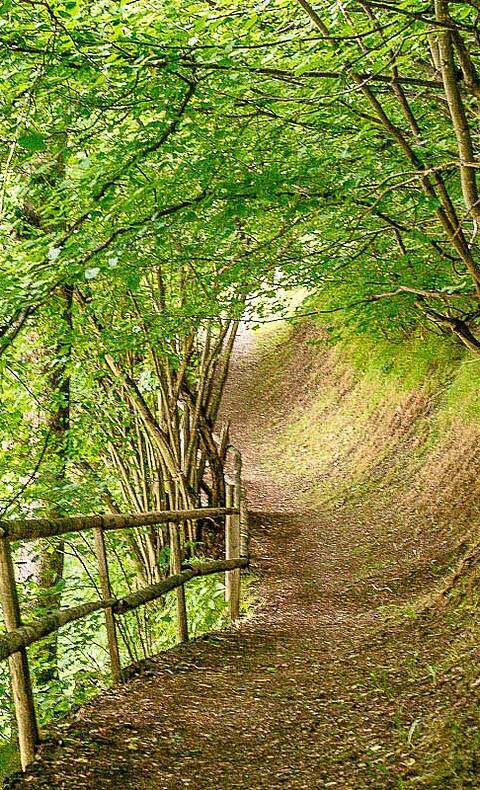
[[8, 328, 460, 789]]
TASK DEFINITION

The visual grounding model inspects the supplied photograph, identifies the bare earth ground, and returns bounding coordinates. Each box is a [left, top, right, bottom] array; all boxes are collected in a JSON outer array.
[[6, 327, 480, 789]]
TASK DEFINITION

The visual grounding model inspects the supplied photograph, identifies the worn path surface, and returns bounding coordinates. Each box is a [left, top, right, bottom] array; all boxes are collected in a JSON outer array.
[[8, 328, 457, 789]]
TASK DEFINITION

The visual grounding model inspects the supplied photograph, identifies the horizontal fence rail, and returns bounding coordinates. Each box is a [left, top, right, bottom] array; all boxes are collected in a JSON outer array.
[[0, 507, 238, 542], [0, 557, 248, 663], [0, 459, 249, 772]]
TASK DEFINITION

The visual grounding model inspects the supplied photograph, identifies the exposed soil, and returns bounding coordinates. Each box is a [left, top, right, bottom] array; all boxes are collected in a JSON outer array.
[[6, 325, 480, 789]]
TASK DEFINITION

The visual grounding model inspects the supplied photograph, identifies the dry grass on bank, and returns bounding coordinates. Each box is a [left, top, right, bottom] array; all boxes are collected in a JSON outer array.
[[240, 319, 480, 788]]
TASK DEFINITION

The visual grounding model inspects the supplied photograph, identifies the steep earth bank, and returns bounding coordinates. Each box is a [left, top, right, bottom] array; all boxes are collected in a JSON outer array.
[[225, 320, 480, 787]]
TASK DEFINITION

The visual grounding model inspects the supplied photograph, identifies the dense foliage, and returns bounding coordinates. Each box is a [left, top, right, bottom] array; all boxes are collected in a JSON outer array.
[[1, 0, 480, 764]]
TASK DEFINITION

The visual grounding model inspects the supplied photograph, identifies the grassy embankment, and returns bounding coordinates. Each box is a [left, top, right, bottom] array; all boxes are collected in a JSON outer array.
[[245, 315, 479, 788]]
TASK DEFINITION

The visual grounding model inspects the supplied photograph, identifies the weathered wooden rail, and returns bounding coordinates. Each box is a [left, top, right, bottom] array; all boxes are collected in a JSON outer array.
[[0, 464, 249, 771]]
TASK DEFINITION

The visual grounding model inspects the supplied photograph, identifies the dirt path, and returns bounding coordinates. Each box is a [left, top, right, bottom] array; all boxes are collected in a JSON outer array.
[[7, 328, 460, 789]]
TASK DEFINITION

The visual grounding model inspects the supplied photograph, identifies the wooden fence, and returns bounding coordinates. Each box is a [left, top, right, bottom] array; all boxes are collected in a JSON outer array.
[[0, 457, 249, 771]]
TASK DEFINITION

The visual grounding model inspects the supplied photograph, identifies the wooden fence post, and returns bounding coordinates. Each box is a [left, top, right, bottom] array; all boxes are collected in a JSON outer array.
[[232, 450, 249, 559], [0, 535, 38, 769], [169, 523, 188, 643], [93, 526, 122, 683], [239, 493, 249, 560], [225, 484, 241, 620], [224, 484, 233, 603]]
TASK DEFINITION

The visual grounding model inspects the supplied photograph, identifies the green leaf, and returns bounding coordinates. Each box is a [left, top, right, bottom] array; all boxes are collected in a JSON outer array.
[[18, 132, 47, 152]]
